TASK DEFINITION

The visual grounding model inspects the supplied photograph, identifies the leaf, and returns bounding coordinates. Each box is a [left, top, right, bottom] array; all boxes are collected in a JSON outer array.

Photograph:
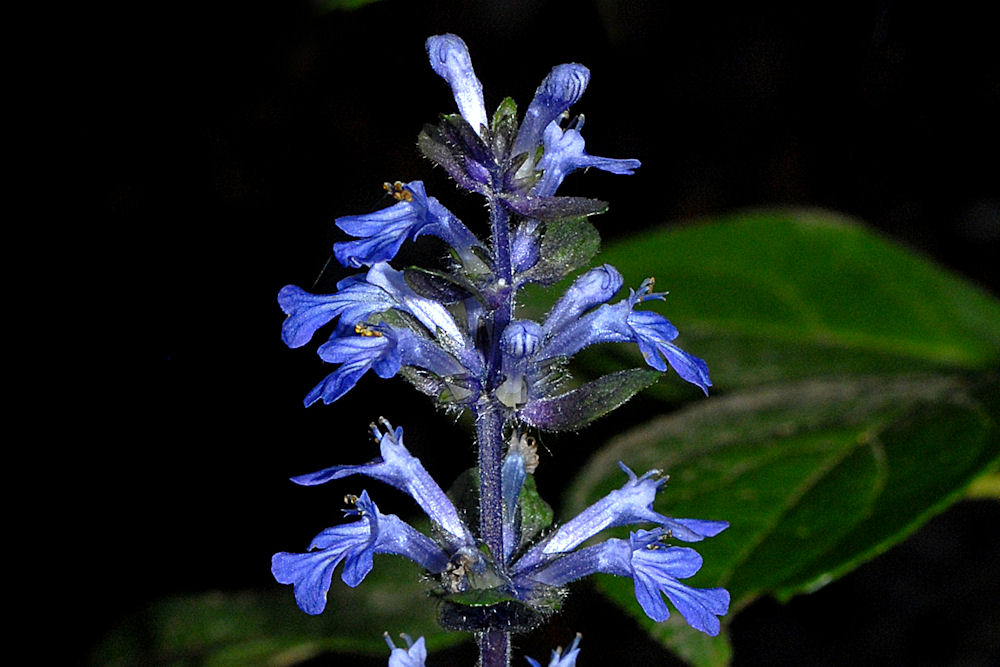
[[565, 372, 1000, 666], [90, 557, 464, 666], [490, 96, 518, 159], [574, 209, 1000, 398], [520, 216, 601, 286], [503, 194, 608, 221], [519, 368, 661, 431]]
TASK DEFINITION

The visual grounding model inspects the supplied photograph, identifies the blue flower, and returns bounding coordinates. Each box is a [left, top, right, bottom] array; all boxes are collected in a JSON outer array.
[[512, 462, 727, 575], [290, 421, 476, 547], [271, 491, 448, 615], [384, 634, 427, 667], [334, 180, 481, 269], [526, 634, 582, 667], [280, 261, 481, 405], [277, 277, 394, 349], [541, 264, 624, 336], [534, 119, 641, 196], [526, 530, 730, 636], [305, 324, 467, 407], [539, 277, 712, 394], [279, 263, 466, 351], [513, 64, 591, 173]]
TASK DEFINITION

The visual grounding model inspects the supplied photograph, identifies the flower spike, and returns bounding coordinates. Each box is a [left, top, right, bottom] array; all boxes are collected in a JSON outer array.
[[275, 33, 728, 659]]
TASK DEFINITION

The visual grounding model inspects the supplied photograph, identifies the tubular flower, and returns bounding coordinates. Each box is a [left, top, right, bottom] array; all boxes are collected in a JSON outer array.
[[334, 180, 480, 269], [512, 462, 727, 575], [271, 491, 448, 615], [538, 278, 712, 395], [525, 530, 730, 636], [290, 421, 475, 547], [534, 119, 641, 197]]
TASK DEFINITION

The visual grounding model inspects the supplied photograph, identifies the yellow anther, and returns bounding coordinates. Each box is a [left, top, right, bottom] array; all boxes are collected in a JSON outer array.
[[344, 494, 359, 505], [382, 180, 413, 202], [355, 322, 383, 337]]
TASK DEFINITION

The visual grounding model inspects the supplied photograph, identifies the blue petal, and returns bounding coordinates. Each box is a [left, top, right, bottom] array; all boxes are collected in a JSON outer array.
[[272, 516, 374, 614], [659, 342, 712, 395], [630, 544, 730, 634], [271, 549, 340, 615], [334, 198, 419, 268], [658, 516, 730, 542], [303, 355, 376, 407], [278, 280, 394, 349]]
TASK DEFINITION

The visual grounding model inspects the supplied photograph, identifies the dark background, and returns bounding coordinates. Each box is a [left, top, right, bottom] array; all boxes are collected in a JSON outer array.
[[68, 0, 998, 664]]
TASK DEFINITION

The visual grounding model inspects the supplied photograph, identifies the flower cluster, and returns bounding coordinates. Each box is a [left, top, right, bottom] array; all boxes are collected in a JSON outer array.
[[274, 33, 728, 664], [273, 425, 729, 633]]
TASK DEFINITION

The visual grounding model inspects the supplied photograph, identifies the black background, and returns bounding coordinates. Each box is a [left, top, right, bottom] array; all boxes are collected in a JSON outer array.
[[68, 0, 998, 664]]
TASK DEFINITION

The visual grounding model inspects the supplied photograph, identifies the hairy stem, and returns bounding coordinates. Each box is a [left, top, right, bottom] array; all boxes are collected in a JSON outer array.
[[475, 194, 514, 667], [479, 628, 510, 667]]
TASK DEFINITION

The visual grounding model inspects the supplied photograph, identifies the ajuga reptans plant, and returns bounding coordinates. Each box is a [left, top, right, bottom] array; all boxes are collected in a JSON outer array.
[[273, 34, 730, 667]]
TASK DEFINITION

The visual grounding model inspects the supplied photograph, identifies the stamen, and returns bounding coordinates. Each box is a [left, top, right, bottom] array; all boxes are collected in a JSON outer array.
[[354, 322, 383, 337], [382, 180, 413, 202], [344, 494, 359, 505]]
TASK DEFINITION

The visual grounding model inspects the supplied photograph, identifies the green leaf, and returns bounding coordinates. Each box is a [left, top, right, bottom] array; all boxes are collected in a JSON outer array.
[[565, 372, 1000, 666], [491, 96, 518, 157], [578, 209, 1000, 398], [90, 557, 463, 666]]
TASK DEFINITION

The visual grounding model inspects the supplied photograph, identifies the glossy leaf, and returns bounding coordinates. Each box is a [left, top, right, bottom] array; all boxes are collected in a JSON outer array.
[[566, 209, 1000, 399], [566, 372, 1000, 665]]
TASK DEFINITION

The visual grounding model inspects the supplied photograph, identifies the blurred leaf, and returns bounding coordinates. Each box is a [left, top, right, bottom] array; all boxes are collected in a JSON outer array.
[[566, 372, 1000, 665], [965, 468, 1000, 498], [91, 557, 463, 666], [559, 209, 1000, 399]]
